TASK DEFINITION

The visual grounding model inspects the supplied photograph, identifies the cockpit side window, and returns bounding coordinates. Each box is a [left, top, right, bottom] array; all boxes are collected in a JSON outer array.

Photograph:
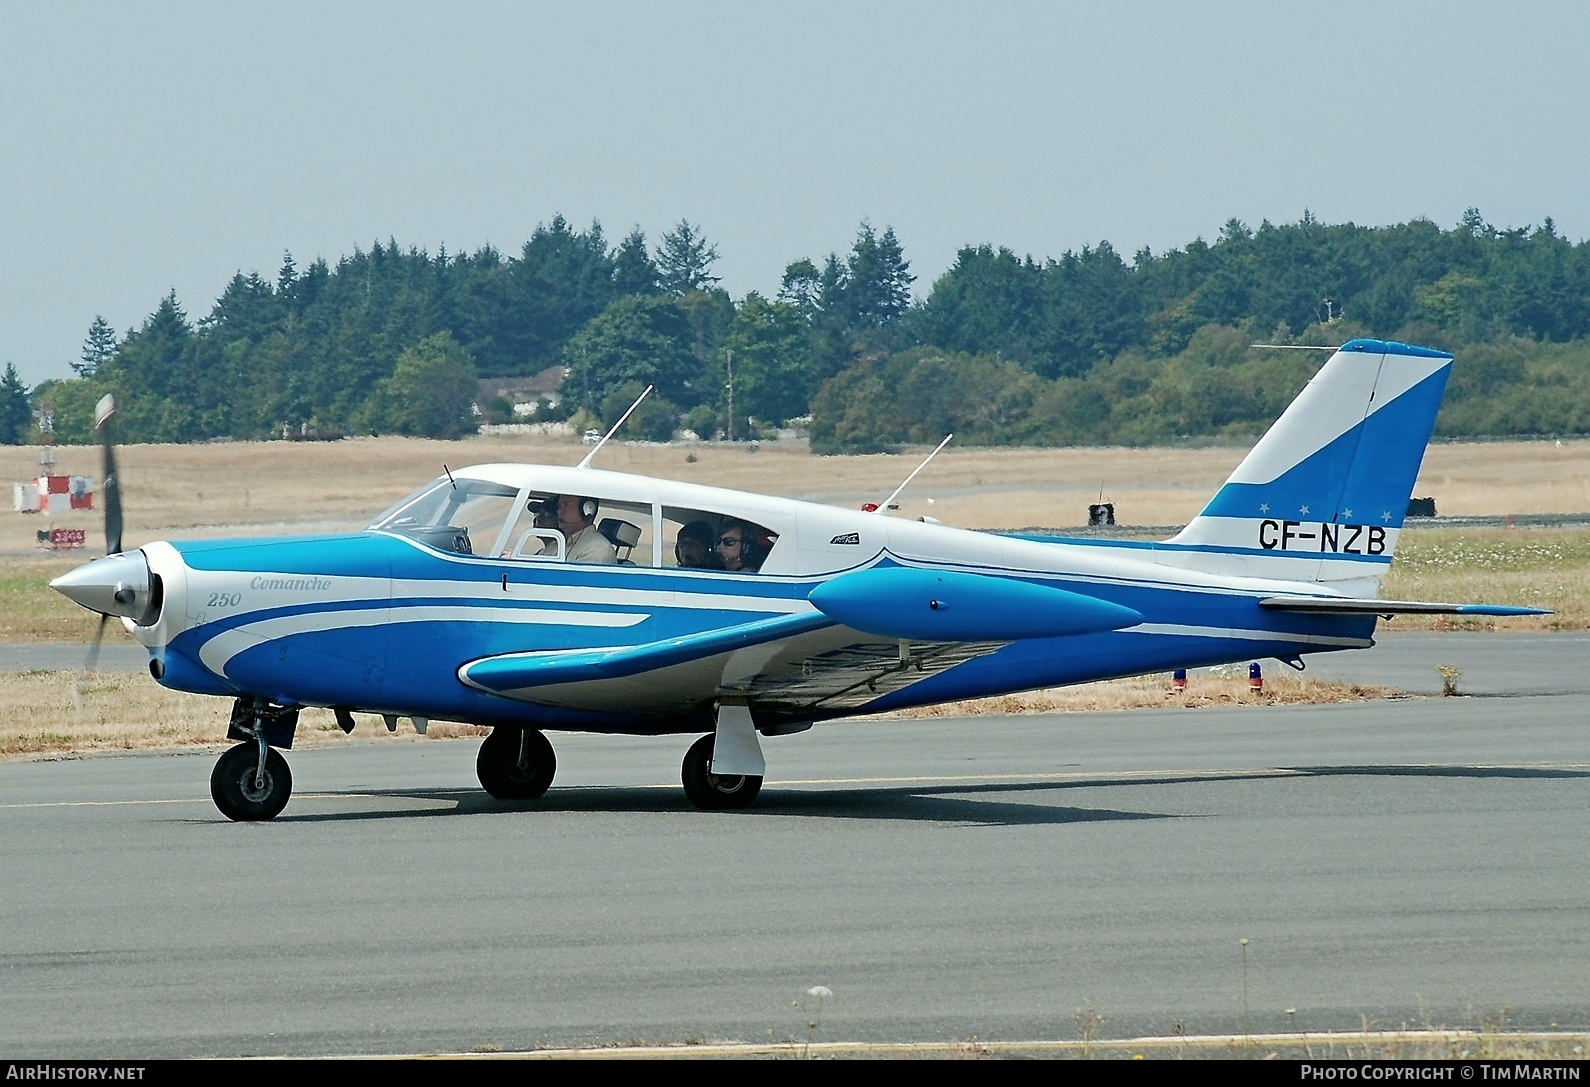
[[498, 493, 658, 567]]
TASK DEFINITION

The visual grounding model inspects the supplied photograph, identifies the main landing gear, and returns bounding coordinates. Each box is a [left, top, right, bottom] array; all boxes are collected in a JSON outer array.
[[476, 727, 557, 799], [211, 700, 298, 821], [681, 734, 762, 809], [472, 706, 777, 811], [680, 703, 765, 810]]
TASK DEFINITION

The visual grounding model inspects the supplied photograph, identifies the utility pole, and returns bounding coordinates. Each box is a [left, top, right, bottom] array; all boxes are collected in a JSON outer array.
[[725, 349, 734, 443]]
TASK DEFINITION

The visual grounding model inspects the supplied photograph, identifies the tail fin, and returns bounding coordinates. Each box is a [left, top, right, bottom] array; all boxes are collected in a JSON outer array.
[[1165, 339, 1452, 590]]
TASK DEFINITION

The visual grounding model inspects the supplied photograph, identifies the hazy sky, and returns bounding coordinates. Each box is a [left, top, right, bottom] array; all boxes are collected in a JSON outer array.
[[4, 1, 1587, 386]]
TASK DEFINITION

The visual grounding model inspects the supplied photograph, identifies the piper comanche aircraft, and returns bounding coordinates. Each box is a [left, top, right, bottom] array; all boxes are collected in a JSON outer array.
[[52, 339, 1544, 820]]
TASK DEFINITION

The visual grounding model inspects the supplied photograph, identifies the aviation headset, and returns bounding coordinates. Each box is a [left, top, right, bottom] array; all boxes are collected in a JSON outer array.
[[579, 497, 599, 520]]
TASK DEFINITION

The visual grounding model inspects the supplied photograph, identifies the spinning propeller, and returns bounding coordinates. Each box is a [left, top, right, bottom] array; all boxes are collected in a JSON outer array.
[[52, 396, 160, 705], [83, 395, 121, 675]]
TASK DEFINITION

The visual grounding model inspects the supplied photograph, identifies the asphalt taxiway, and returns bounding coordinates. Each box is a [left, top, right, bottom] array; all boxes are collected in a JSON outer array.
[[1, 633, 1586, 1057]]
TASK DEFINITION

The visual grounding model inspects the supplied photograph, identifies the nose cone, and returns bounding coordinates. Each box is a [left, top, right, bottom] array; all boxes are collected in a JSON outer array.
[[50, 551, 157, 623]]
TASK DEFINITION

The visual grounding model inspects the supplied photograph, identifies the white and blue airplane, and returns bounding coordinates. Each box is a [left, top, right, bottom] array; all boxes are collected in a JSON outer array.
[[52, 339, 1544, 820]]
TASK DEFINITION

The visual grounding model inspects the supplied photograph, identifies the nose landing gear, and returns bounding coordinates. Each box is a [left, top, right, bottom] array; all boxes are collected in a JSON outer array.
[[211, 699, 299, 821], [211, 742, 292, 821]]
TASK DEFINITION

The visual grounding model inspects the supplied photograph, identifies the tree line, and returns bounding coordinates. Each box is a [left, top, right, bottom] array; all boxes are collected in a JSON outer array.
[[6, 208, 1590, 450]]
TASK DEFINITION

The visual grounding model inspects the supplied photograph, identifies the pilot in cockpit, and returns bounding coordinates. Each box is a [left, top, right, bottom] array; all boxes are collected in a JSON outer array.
[[555, 494, 617, 564]]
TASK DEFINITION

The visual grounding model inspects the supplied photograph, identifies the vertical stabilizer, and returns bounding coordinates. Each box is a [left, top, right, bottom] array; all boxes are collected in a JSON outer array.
[[1165, 339, 1452, 589]]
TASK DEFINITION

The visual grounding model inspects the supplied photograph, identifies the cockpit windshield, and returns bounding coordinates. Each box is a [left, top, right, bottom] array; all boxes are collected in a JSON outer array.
[[367, 478, 521, 556]]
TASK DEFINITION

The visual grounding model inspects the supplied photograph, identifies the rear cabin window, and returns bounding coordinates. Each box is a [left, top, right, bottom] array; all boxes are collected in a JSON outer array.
[[662, 507, 779, 574]]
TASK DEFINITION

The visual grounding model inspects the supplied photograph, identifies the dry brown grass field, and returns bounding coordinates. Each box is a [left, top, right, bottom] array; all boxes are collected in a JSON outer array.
[[4, 433, 1588, 556], [1, 435, 1583, 757], [0, 669, 1386, 761]]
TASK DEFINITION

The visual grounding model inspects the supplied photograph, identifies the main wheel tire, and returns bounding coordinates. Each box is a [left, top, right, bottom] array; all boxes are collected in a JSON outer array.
[[477, 727, 556, 800], [681, 733, 762, 810], [211, 742, 292, 821]]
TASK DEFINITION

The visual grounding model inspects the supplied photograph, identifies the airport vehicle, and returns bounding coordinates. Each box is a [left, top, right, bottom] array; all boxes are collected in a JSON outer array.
[[51, 340, 1544, 820]]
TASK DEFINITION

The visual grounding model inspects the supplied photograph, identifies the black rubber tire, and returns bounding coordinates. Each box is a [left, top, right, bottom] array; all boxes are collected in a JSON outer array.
[[477, 727, 556, 800], [211, 742, 292, 821], [681, 733, 763, 810]]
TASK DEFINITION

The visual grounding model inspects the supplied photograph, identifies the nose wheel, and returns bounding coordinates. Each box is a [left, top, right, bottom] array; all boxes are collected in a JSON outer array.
[[211, 742, 293, 821], [477, 727, 556, 799]]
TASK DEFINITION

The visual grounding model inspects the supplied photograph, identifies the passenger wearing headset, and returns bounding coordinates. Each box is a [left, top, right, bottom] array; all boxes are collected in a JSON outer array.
[[555, 494, 617, 564], [715, 518, 764, 572], [674, 520, 725, 570]]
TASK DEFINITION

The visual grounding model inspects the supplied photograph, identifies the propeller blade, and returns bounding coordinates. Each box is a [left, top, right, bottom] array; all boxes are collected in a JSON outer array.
[[95, 394, 122, 555], [73, 612, 111, 723], [84, 612, 109, 674]]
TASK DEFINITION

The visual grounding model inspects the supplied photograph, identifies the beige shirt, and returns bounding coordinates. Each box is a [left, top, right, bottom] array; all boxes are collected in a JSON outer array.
[[564, 524, 617, 564]]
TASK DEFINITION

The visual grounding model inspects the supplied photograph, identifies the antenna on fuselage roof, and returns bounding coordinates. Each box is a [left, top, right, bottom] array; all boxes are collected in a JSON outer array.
[[576, 385, 653, 469], [869, 433, 953, 515]]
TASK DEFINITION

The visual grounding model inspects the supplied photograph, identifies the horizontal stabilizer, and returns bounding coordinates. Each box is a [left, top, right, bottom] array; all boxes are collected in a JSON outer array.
[[809, 566, 1143, 641], [460, 611, 832, 694], [1260, 596, 1550, 617]]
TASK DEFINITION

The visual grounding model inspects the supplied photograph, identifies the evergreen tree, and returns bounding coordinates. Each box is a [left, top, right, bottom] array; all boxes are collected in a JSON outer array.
[[499, 216, 627, 376], [842, 223, 914, 328], [277, 251, 298, 292], [656, 221, 720, 294], [0, 363, 30, 443], [75, 315, 118, 377], [613, 228, 661, 296], [98, 291, 199, 441], [778, 258, 821, 315]]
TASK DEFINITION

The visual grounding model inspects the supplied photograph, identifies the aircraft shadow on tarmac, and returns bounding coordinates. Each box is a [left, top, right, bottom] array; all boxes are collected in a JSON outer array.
[[190, 762, 1585, 828], [246, 781, 1176, 828], [1288, 763, 1589, 780]]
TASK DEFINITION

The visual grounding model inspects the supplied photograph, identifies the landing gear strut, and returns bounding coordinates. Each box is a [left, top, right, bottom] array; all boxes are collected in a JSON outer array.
[[211, 700, 298, 821], [477, 727, 556, 799], [681, 703, 766, 810]]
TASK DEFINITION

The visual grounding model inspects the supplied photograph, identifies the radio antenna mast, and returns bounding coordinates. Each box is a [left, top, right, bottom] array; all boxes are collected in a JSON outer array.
[[872, 433, 953, 515], [577, 385, 653, 469]]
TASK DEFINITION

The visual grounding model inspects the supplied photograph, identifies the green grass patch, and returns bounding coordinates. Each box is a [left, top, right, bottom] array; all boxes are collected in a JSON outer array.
[[0, 558, 114, 641], [1384, 526, 1590, 629]]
